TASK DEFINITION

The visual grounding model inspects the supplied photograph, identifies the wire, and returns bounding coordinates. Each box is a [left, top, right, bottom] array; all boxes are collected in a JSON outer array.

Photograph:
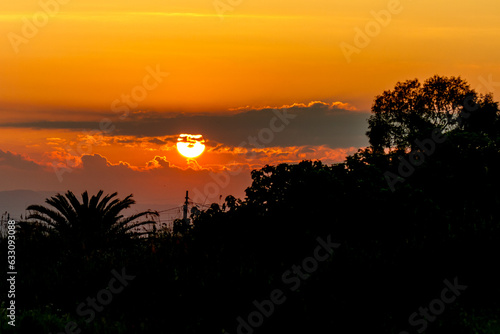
[[156, 206, 184, 213]]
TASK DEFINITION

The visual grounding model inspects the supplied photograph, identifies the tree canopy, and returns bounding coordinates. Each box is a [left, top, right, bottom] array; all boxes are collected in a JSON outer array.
[[367, 75, 499, 152]]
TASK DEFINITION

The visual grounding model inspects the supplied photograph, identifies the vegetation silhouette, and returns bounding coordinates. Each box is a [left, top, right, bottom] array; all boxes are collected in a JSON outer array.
[[1, 75, 499, 333], [26, 190, 158, 254], [367, 75, 498, 152]]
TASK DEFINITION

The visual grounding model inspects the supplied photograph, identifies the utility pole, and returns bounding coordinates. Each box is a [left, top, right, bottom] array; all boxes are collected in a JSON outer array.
[[183, 190, 189, 223]]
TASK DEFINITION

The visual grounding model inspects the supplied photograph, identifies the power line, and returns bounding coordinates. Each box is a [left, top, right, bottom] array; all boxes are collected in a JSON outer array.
[[157, 206, 183, 213]]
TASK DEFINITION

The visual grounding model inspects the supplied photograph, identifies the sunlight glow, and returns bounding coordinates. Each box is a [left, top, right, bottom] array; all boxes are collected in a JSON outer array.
[[176, 134, 206, 159]]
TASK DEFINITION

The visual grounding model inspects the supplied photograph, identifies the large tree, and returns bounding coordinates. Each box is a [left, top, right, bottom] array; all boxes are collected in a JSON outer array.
[[26, 190, 158, 252], [366, 75, 497, 152]]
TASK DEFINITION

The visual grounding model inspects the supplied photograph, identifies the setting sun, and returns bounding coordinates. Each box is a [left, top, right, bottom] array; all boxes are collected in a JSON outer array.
[[176, 134, 206, 158]]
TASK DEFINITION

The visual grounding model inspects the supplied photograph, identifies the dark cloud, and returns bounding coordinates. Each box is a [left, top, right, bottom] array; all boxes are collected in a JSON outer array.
[[146, 156, 171, 169], [148, 138, 166, 145], [113, 138, 138, 144], [0, 120, 98, 130], [0, 150, 42, 171], [0, 102, 370, 149], [0, 152, 251, 217], [297, 146, 316, 154]]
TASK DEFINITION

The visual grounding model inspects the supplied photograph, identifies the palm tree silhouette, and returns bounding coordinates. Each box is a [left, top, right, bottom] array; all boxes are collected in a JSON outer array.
[[26, 190, 159, 252]]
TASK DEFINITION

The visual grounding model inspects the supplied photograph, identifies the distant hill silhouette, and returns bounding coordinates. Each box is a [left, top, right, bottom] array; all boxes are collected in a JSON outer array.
[[0, 190, 57, 220]]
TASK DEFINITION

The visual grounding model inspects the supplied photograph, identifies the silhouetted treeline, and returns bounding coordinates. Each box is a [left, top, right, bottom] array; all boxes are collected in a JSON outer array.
[[1, 75, 500, 333]]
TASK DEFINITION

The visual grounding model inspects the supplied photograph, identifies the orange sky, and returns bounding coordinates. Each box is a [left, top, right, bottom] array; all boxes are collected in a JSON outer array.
[[1, 0, 500, 216]]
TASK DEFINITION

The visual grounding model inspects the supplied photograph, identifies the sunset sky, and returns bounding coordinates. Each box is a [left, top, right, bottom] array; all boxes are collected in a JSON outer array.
[[1, 0, 500, 216]]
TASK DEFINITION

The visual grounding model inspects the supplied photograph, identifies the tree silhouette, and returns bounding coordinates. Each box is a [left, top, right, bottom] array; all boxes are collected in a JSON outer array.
[[26, 190, 158, 253], [366, 75, 496, 152]]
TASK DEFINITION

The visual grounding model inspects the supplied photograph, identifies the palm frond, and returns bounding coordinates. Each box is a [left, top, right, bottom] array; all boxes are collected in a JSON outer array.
[[46, 193, 77, 224], [96, 192, 118, 212], [89, 190, 104, 210], [81, 191, 89, 209], [26, 190, 158, 251], [26, 204, 68, 227], [113, 211, 159, 233]]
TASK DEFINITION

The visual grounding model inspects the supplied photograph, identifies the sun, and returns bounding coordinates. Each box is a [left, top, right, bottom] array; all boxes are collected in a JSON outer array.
[[176, 134, 206, 158]]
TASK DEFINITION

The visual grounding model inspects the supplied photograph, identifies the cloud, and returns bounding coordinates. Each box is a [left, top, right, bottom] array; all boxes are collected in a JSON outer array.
[[225, 145, 359, 166], [0, 150, 43, 171], [145, 155, 171, 169], [0, 150, 251, 208], [0, 143, 359, 219], [148, 138, 166, 145], [228, 101, 357, 112], [0, 101, 370, 149], [67, 154, 252, 207], [0, 100, 369, 209]]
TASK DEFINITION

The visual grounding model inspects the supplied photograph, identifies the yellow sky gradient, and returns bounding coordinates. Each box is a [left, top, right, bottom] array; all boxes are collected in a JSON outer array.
[[1, 0, 499, 118]]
